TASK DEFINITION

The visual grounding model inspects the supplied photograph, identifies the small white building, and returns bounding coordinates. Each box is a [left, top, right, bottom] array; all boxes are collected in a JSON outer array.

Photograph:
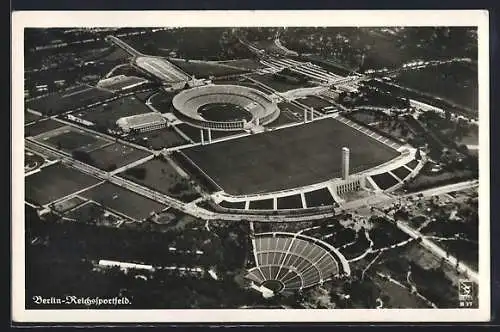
[[116, 112, 167, 133], [98, 259, 155, 272]]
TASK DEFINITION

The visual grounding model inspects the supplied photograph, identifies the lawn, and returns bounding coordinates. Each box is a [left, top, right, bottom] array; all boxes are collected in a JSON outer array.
[[118, 157, 200, 202], [127, 127, 188, 150], [277, 194, 303, 210], [168, 59, 250, 78], [25, 119, 66, 137], [248, 73, 312, 92], [25, 111, 42, 124], [297, 96, 334, 111], [87, 143, 151, 171], [75, 95, 152, 129], [79, 182, 167, 220], [394, 62, 478, 111], [304, 188, 336, 208], [35, 127, 111, 154], [371, 172, 400, 190], [25, 163, 101, 205], [26, 85, 114, 115], [182, 118, 400, 195]]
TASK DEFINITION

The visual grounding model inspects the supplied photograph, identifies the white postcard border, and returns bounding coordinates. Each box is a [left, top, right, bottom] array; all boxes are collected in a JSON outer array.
[[12, 10, 491, 323]]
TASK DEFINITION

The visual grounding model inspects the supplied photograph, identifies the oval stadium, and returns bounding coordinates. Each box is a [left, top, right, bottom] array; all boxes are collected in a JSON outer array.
[[172, 84, 280, 131], [245, 232, 350, 295]]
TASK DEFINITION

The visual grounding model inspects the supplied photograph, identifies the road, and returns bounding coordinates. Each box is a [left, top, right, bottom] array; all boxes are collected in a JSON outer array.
[[341, 179, 478, 211], [396, 220, 479, 284], [105, 35, 143, 57]]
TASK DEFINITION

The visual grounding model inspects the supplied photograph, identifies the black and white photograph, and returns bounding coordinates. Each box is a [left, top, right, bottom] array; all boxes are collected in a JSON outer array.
[[12, 10, 490, 323]]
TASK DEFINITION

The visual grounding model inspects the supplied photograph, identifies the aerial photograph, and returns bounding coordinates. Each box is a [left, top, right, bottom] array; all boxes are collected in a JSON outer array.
[[23, 26, 479, 310]]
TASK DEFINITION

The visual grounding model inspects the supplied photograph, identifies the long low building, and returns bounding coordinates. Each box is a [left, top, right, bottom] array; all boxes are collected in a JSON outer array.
[[116, 112, 167, 133]]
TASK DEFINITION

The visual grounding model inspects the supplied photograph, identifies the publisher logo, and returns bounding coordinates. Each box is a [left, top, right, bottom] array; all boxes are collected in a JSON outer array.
[[458, 280, 477, 308]]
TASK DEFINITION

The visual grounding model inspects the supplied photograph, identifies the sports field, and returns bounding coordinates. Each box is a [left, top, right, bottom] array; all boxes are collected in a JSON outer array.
[[25, 163, 101, 206], [79, 182, 167, 220], [76, 95, 152, 129], [26, 84, 114, 115], [25, 119, 66, 137], [34, 126, 111, 154], [119, 158, 200, 202], [182, 118, 400, 195], [88, 143, 151, 171]]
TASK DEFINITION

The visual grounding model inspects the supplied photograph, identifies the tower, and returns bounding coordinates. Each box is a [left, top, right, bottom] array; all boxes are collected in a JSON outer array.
[[342, 147, 350, 180]]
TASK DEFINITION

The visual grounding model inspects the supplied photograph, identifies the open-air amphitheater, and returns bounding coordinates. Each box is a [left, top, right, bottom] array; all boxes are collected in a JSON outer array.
[[172, 84, 280, 130], [245, 232, 350, 295]]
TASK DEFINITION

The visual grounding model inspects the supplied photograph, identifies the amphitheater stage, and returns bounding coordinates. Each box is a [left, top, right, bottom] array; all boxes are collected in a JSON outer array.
[[181, 117, 400, 196]]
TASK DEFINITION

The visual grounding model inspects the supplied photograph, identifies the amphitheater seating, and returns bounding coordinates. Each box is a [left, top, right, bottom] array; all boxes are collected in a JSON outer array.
[[247, 233, 339, 291]]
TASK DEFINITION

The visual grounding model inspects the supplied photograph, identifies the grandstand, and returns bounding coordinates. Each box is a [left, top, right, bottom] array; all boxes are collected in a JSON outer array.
[[245, 232, 349, 295], [172, 85, 280, 131]]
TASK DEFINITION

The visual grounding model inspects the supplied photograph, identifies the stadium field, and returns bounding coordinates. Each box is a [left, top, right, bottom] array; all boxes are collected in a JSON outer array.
[[25, 119, 66, 137], [26, 84, 114, 115], [88, 143, 151, 171], [79, 182, 167, 220], [25, 163, 101, 206], [182, 118, 400, 195], [34, 127, 111, 154]]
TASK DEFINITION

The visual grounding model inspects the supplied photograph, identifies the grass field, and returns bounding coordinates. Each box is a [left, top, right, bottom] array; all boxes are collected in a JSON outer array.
[[248, 199, 274, 210], [394, 63, 478, 110], [297, 96, 334, 111], [148, 91, 177, 113], [217, 59, 265, 70], [212, 78, 275, 94], [75, 95, 152, 129], [26, 85, 114, 115], [127, 127, 187, 150], [34, 126, 111, 154], [277, 194, 303, 210], [25, 163, 101, 205], [198, 103, 253, 122], [25, 119, 66, 137], [25, 150, 45, 173], [88, 143, 151, 171], [248, 73, 313, 92], [182, 118, 399, 195], [80, 182, 167, 220], [304, 188, 336, 207], [219, 200, 246, 209], [25, 111, 42, 124], [118, 158, 200, 202], [371, 172, 400, 190], [268, 102, 302, 128], [391, 166, 412, 181], [168, 59, 250, 78]]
